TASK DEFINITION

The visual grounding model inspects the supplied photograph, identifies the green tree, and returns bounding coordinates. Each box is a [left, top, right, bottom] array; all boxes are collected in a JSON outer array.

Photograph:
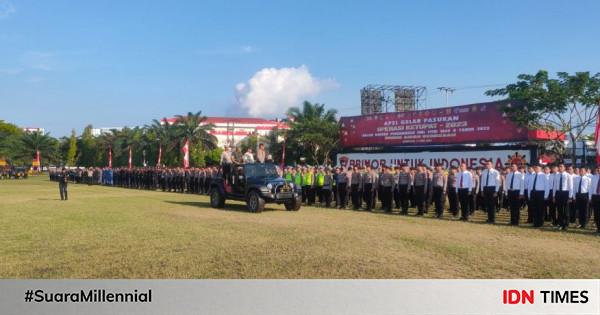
[[0, 120, 23, 161], [15, 131, 59, 167], [78, 125, 97, 167], [66, 129, 77, 166], [486, 70, 600, 163], [203, 147, 223, 166], [286, 101, 339, 165], [174, 111, 217, 167], [147, 118, 180, 167]]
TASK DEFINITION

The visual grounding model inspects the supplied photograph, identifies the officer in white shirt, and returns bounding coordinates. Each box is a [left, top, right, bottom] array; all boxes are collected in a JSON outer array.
[[528, 164, 550, 227], [588, 166, 600, 234], [573, 168, 591, 229], [553, 163, 573, 231], [456, 162, 473, 221], [504, 163, 525, 226], [480, 160, 501, 223], [524, 166, 535, 224]]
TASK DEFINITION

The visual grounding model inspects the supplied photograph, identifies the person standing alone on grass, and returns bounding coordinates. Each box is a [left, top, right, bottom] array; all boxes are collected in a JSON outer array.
[[58, 167, 69, 201]]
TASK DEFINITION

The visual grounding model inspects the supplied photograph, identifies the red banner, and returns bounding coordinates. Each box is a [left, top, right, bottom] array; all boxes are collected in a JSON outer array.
[[340, 101, 528, 148], [108, 145, 112, 168], [595, 112, 600, 165], [128, 145, 132, 169], [157, 144, 162, 167], [182, 139, 189, 168]]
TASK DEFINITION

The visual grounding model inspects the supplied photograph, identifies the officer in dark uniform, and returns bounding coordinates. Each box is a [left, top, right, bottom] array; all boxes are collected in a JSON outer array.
[[432, 164, 447, 218], [380, 166, 394, 213], [58, 167, 69, 201], [413, 165, 428, 216], [397, 165, 412, 215], [351, 166, 362, 210]]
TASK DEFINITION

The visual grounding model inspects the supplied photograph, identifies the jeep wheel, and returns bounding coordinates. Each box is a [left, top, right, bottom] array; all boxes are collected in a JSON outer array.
[[284, 196, 302, 211], [210, 188, 225, 208], [247, 190, 265, 213]]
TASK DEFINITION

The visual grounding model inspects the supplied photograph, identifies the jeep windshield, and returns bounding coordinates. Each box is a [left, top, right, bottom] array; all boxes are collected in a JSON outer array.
[[245, 163, 279, 178]]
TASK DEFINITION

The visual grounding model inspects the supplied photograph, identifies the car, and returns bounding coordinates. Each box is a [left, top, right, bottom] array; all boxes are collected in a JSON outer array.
[[11, 167, 29, 179], [209, 163, 302, 213]]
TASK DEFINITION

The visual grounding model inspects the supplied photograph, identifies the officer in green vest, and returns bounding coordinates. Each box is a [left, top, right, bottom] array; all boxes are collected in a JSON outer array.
[[293, 167, 303, 191], [284, 166, 293, 182], [316, 167, 325, 206], [304, 167, 315, 205]]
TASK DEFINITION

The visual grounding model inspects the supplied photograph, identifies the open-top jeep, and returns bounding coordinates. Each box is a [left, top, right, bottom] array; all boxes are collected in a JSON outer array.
[[209, 163, 302, 213]]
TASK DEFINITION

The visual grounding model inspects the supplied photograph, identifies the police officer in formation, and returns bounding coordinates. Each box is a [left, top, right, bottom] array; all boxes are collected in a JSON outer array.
[[55, 156, 600, 234]]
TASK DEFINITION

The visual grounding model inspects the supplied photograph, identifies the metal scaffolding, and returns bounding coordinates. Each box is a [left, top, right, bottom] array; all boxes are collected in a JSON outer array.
[[360, 85, 427, 115]]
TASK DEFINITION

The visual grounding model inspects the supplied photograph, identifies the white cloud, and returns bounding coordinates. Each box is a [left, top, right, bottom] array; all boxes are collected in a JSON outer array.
[[27, 76, 44, 83], [0, 1, 15, 19], [235, 65, 338, 117], [240, 45, 257, 53], [20, 51, 56, 71], [197, 45, 258, 56], [0, 68, 21, 75]]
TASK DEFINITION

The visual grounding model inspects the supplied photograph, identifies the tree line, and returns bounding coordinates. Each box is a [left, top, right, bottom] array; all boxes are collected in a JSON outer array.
[[3, 71, 599, 169], [0, 102, 341, 168]]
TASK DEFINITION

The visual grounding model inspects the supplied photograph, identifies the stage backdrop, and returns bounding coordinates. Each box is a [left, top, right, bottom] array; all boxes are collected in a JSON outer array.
[[337, 149, 531, 169], [340, 101, 527, 148]]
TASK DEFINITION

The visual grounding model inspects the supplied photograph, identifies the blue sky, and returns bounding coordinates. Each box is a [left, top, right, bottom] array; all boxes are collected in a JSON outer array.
[[1, 0, 599, 137]]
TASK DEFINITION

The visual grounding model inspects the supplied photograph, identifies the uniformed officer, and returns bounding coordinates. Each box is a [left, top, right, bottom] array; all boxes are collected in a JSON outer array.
[[446, 167, 458, 217], [362, 165, 377, 211], [480, 160, 501, 224], [504, 163, 525, 225], [322, 168, 333, 208], [58, 167, 69, 201], [588, 166, 600, 235], [335, 167, 349, 209], [553, 163, 572, 231], [350, 166, 362, 210], [397, 165, 412, 215], [432, 164, 447, 218], [456, 162, 473, 221], [573, 167, 591, 229], [380, 166, 394, 213], [413, 165, 428, 216], [528, 164, 551, 228]]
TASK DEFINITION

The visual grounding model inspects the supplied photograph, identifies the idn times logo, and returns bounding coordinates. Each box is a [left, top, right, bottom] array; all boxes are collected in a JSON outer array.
[[502, 289, 589, 304]]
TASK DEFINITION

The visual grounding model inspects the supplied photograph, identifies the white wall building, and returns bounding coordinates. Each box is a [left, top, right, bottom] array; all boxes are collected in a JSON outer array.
[[91, 127, 123, 137], [163, 117, 289, 147]]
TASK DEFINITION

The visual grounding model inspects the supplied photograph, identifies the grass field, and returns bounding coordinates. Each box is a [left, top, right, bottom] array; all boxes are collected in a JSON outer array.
[[1, 176, 600, 279]]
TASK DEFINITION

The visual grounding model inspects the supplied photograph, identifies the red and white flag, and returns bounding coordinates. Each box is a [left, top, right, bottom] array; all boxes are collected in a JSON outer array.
[[182, 139, 190, 168], [157, 144, 162, 166], [108, 145, 112, 168], [595, 113, 600, 165], [128, 145, 133, 169], [35, 150, 40, 164]]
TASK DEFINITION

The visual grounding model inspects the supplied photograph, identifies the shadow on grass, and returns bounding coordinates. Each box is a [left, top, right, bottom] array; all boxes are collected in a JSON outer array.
[[164, 200, 279, 213], [366, 208, 600, 237]]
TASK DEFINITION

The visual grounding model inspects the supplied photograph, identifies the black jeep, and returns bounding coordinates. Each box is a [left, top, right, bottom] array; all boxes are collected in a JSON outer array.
[[209, 163, 302, 213]]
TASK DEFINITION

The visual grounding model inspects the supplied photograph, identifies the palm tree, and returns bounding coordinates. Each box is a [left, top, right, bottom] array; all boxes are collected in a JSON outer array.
[[147, 118, 180, 166], [286, 101, 337, 124], [96, 129, 119, 167], [285, 101, 339, 165], [174, 111, 217, 150], [16, 131, 59, 167], [173, 111, 217, 166]]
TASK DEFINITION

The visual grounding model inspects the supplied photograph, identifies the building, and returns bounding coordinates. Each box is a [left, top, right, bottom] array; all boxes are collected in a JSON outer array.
[[162, 117, 289, 147], [22, 127, 45, 134], [91, 127, 123, 137]]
